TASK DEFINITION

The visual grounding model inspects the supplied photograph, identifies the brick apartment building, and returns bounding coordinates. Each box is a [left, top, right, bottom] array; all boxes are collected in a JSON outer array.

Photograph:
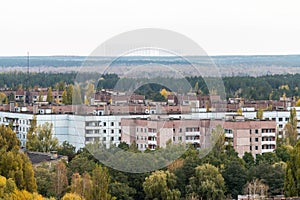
[[121, 115, 277, 158]]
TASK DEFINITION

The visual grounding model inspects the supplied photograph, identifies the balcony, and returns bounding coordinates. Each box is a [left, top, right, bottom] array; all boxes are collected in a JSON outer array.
[[148, 132, 157, 137], [262, 148, 275, 153], [186, 131, 200, 136], [148, 140, 157, 145], [187, 140, 200, 145], [261, 132, 276, 137], [261, 140, 276, 145], [225, 133, 233, 138], [85, 126, 101, 130]]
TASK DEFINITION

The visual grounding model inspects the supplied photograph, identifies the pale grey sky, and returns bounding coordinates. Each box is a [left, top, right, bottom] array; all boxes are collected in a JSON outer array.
[[0, 0, 300, 56]]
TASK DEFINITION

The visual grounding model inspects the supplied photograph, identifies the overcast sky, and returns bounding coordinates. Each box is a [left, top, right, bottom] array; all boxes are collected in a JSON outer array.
[[0, 0, 300, 56]]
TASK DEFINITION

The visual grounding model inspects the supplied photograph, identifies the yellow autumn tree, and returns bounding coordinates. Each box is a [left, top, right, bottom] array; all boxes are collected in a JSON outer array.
[[160, 88, 171, 99], [62, 193, 84, 200], [295, 99, 300, 107]]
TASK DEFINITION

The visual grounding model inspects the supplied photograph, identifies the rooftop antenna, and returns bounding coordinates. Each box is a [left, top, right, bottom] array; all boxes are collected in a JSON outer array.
[[25, 52, 30, 104], [27, 51, 30, 89]]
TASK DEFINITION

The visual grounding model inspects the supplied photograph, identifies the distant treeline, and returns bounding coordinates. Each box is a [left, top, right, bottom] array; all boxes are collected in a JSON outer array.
[[1, 55, 300, 67], [1, 72, 300, 100]]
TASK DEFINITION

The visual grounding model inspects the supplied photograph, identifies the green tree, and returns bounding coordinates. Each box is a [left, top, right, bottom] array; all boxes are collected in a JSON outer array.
[[143, 170, 180, 200], [46, 87, 53, 103], [222, 160, 247, 199], [284, 108, 298, 146], [242, 152, 255, 168], [34, 163, 55, 197], [275, 145, 292, 162], [68, 154, 96, 179], [110, 181, 136, 200], [186, 164, 225, 200], [284, 140, 300, 197], [91, 165, 114, 200], [26, 122, 58, 152], [211, 125, 226, 158], [251, 162, 285, 196], [57, 141, 76, 162]]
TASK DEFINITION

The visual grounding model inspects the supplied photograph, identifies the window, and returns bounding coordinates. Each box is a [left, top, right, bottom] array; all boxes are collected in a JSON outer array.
[[95, 130, 99, 134], [103, 122, 106, 126], [255, 129, 258, 134], [173, 137, 175, 142], [111, 129, 114, 134], [103, 137, 106, 141], [111, 137, 114, 141], [279, 117, 283, 121], [250, 146, 252, 151], [179, 128, 182, 133], [255, 146, 258, 150], [250, 138, 252, 142], [119, 129, 121, 133], [250, 129, 252, 134], [141, 128, 143, 132], [111, 122, 114, 126], [255, 138, 258, 142], [179, 136, 182, 141], [103, 130, 106, 134]]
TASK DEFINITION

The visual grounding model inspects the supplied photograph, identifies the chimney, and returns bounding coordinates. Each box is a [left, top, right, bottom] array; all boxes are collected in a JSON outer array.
[[9, 102, 15, 112], [33, 104, 39, 114]]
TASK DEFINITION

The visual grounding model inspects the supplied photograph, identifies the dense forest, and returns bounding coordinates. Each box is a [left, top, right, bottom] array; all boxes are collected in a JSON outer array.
[[1, 72, 300, 101]]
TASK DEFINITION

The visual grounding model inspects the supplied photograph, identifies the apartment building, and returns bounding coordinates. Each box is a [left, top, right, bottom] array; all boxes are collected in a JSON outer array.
[[121, 116, 213, 151], [121, 115, 277, 158], [223, 115, 276, 157]]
